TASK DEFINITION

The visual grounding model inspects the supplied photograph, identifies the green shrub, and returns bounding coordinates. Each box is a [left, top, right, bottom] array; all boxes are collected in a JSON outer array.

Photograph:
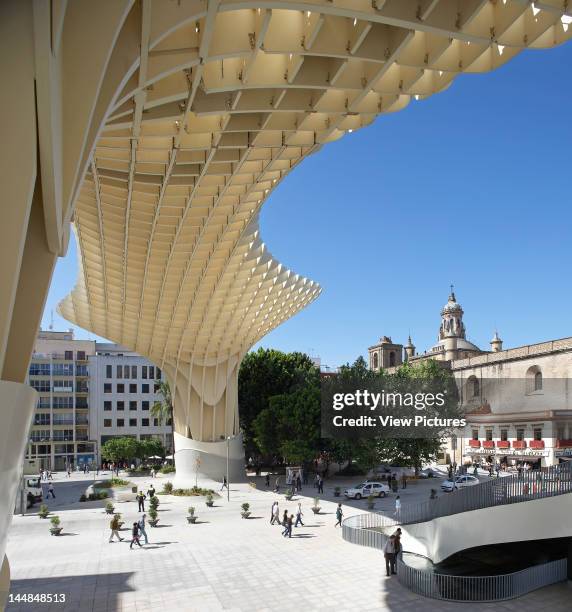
[[337, 463, 366, 476], [38, 504, 49, 518], [188, 506, 196, 516], [149, 496, 159, 509], [241, 502, 250, 513], [148, 507, 158, 521], [163, 481, 173, 494], [49, 515, 60, 527], [171, 487, 215, 497], [159, 465, 175, 474], [109, 477, 130, 487]]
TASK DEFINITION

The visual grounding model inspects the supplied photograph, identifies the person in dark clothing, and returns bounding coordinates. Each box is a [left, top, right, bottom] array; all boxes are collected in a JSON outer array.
[[265, 473, 270, 487], [282, 509, 288, 527], [136, 491, 146, 512], [335, 503, 343, 527], [130, 522, 142, 549], [384, 536, 396, 576], [317, 477, 324, 494], [147, 485, 155, 499], [296, 475, 302, 491]]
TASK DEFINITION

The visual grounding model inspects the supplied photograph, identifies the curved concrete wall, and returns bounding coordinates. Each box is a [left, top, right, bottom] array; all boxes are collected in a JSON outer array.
[[400, 493, 572, 564], [0, 382, 36, 608], [172, 431, 245, 487]]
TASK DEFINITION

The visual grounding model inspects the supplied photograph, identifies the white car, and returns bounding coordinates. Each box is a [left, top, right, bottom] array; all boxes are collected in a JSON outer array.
[[441, 475, 479, 492], [344, 481, 390, 500]]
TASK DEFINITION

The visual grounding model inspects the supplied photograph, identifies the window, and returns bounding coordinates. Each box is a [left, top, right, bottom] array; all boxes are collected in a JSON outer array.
[[142, 366, 147, 379], [372, 353, 378, 370], [117, 383, 124, 393], [104, 401, 112, 411], [131, 366, 137, 379], [37, 397, 50, 408], [534, 427, 542, 441], [500, 429, 508, 441], [156, 367, 161, 379], [389, 351, 396, 367], [64, 350, 73, 360], [149, 366, 155, 380], [53, 429, 73, 441], [104, 383, 112, 394], [76, 397, 88, 409], [124, 365, 130, 379], [53, 396, 73, 409], [31, 430, 51, 442], [104, 419, 112, 428], [34, 413, 51, 426], [77, 351, 86, 360], [53, 412, 74, 425], [485, 430, 493, 441], [117, 419, 124, 427], [472, 429, 479, 440], [117, 401, 124, 411], [118, 364, 124, 378], [54, 444, 74, 454], [142, 384, 150, 394], [106, 365, 112, 378], [142, 418, 149, 427], [153, 418, 159, 427], [129, 418, 137, 427], [54, 379, 73, 392], [129, 401, 137, 411], [29, 363, 50, 376], [526, 366, 542, 394], [154, 382, 160, 393], [142, 401, 149, 411], [53, 363, 74, 376], [129, 383, 137, 393], [516, 428, 525, 441], [75, 364, 88, 376], [469, 376, 479, 398], [30, 379, 51, 393]]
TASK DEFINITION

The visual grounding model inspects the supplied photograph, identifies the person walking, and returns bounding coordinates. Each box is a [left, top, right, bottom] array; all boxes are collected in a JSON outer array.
[[314, 473, 319, 489], [317, 477, 324, 494], [384, 535, 397, 576], [108, 514, 124, 543], [284, 514, 293, 538], [335, 503, 343, 527], [273, 503, 280, 526], [138, 514, 149, 545], [136, 490, 146, 512], [270, 501, 278, 524], [129, 522, 142, 549], [220, 476, 228, 492], [150, 468, 156, 479], [46, 482, 56, 499], [147, 485, 156, 499], [265, 473, 270, 487], [394, 495, 401, 518], [294, 503, 304, 527], [296, 475, 302, 492], [401, 473, 407, 489], [392, 527, 402, 566]]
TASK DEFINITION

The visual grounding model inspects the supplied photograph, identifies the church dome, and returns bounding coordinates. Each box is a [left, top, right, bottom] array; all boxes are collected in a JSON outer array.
[[441, 290, 462, 314]]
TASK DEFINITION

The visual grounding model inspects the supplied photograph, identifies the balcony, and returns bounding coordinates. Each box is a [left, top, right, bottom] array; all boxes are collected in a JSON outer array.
[[497, 441, 510, 449], [512, 440, 527, 449], [483, 440, 495, 449], [556, 439, 572, 448], [529, 440, 545, 449], [469, 439, 480, 448]]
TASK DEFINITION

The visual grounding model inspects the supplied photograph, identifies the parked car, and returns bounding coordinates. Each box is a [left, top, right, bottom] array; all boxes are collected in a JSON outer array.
[[25, 476, 43, 507], [417, 468, 435, 479], [344, 481, 390, 500], [441, 475, 479, 492]]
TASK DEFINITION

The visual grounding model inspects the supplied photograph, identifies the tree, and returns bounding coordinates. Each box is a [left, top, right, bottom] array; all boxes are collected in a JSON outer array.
[[137, 438, 165, 461], [101, 437, 139, 463], [151, 379, 174, 453], [238, 348, 318, 457], [252, 383, 321, 464]]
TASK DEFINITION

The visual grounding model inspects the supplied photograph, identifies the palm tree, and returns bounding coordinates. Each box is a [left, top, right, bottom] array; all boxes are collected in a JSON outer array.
[[151, 379, 174, 454]]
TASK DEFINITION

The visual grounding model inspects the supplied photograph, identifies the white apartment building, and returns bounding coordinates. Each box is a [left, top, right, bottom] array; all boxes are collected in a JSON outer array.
[[89, 343, 172, 458], [28, 330, 97, 471]]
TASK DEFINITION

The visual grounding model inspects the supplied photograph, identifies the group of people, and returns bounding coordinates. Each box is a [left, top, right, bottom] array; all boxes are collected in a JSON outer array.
[[109, 513, 149, 549], [39, 470, 53, 481], [136, 485, 156, 512], [383, 528, 402, 576], [269, 500, 344, 537]]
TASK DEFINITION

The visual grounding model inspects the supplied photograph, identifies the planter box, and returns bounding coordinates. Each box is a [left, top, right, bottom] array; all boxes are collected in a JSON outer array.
[[311, 507, 321, 514], [529, 440, 545, 449], [483, 441, 495, 449], [469, 440, 480, 448], [50, 527, 62, 536], [148, 519, 159, 527], [241, 512, 251, 519], [556, 439, 572, 448], [497, 441, 510, 449], [512, 441, 527, 449], [187, 516, 198, 524], [206, 501, 214, 507]]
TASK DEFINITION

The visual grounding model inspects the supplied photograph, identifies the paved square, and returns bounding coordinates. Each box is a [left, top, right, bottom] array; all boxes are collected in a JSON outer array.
[[5, 472, 571, 611]]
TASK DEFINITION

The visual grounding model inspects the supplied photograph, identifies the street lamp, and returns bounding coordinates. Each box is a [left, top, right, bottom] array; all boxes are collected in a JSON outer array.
[[226, 436, 230, 502]]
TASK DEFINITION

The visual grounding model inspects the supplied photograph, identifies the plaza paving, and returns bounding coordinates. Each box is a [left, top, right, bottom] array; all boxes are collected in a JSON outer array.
[[5, 471, 571, 612]]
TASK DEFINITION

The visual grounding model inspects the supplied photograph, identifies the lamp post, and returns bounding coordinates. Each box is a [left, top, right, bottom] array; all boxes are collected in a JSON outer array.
[[226, 436, 230, 502]]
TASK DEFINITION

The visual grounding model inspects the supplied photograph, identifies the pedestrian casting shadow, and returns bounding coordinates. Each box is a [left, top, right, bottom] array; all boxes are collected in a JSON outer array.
[[192, 520, 210, 524], [291, 534, 317, 538], [303, 524, 323, 528], [244, 516, 263, 520], [58, 532, 79, 536], [151, 524, 172, 528]]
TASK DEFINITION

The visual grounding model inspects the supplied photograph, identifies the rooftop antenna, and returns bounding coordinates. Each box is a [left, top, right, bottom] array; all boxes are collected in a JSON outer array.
[[49, 310, 54, 331]]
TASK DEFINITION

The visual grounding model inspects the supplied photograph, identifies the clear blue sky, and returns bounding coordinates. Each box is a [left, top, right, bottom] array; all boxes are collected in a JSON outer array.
[[43, 41, 572, 368]]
